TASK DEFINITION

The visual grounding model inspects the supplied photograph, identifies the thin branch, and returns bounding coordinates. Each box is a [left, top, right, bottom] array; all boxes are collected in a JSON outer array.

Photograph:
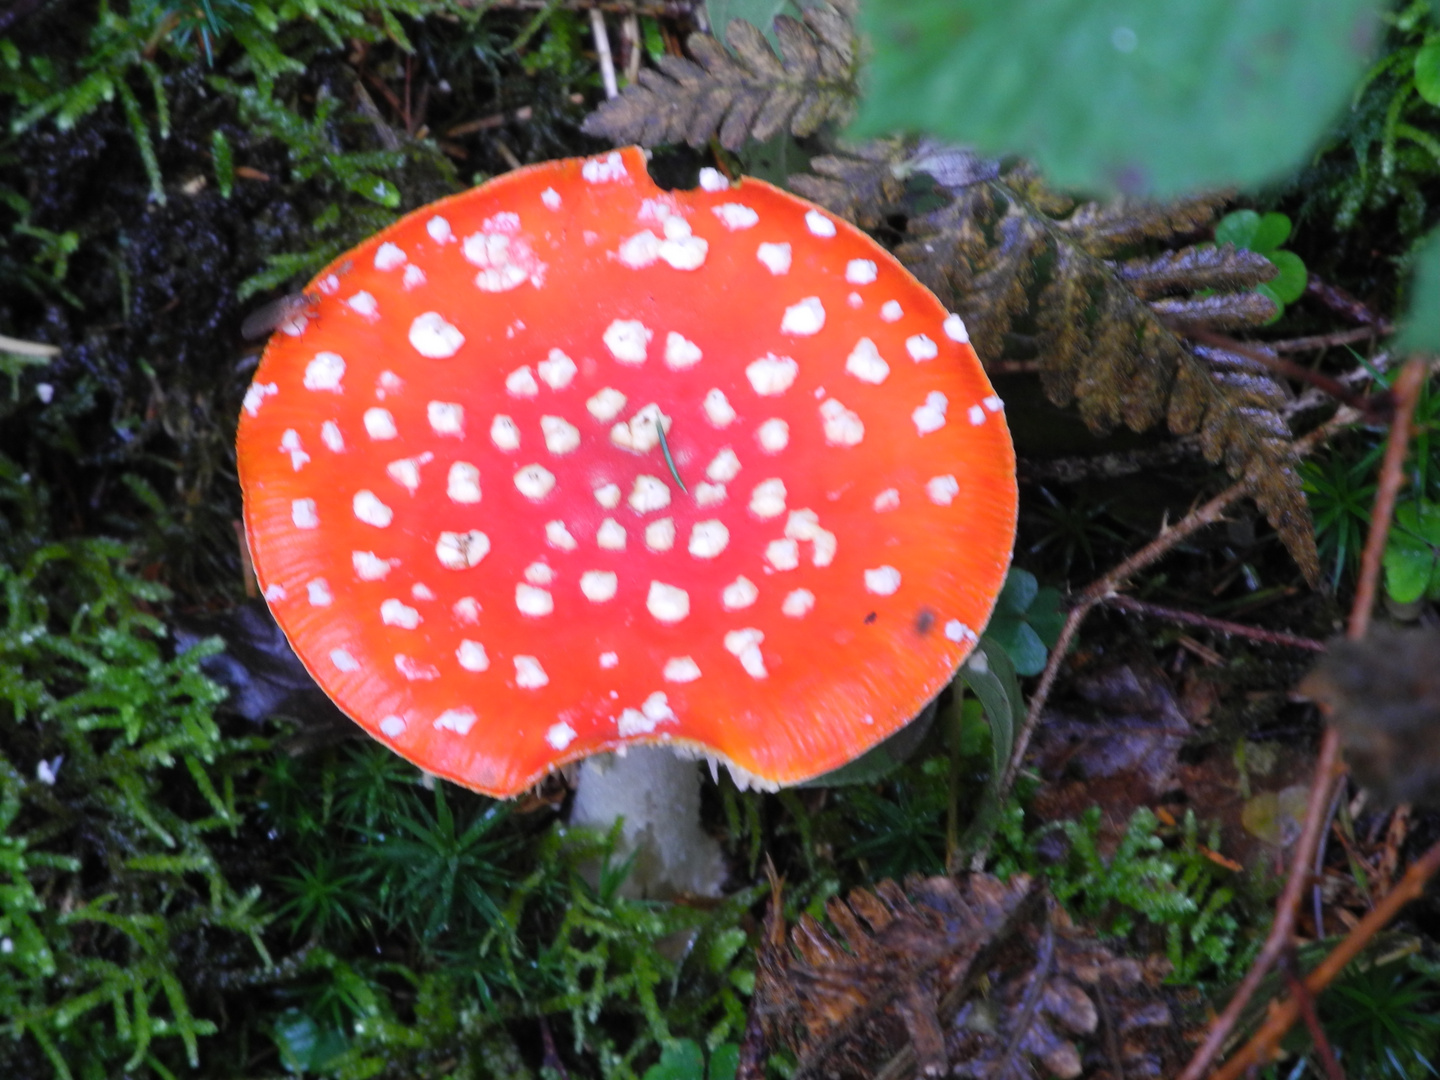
[[1101, 594, 1326, 652], [1177, 728, 1344, 1080], [1283, 952, 1346, 1080], [0, 334, 61, 358], [590, 8, 619, 99], [1349, 358, 1430, 640], [1211, 837, 1440, 1080], [1271, 326, 1384, 354], [1002, 407, 1358, 805], [1187, 328, 1393, 421], [1184, 364, 1431, 1080]]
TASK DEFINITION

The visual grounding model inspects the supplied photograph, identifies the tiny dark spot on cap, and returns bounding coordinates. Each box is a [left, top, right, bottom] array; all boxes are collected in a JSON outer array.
[[864, 611, 877, 625], [915, 608, 936, 635]]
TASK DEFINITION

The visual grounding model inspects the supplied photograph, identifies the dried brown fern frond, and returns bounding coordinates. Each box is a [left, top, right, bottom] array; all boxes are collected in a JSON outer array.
[[580, 4, 860, 151], [792, 146, 1319, 582], [753, 872, 1183, 1080]]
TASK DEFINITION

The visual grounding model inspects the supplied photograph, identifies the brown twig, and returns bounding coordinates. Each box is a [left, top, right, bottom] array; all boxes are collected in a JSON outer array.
[[1176, 727, 1344, 1080], [446, 94, 586, 136], [1211, 837, 1440, 1080], [1002, 406, 1358, 805], [1183, 362, 1430, 1080], [1187, 328, 1392, 421], [1283, 951, 1346, 1080], [1304, 274, 1394, 331], [1101, 594, 1326, 652], [1348, 358, 1429, 640], [1270, 326, 1383, 354]]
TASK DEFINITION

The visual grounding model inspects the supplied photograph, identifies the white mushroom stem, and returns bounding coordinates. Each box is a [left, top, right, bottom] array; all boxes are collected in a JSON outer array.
[[567, 747, 726, 899]]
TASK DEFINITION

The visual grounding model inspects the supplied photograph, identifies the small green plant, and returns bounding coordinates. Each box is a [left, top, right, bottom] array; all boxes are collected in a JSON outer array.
[[1384, 497, 1440, 602], [1213, 209, 1310, 322], [1302, 442, 1381, 588], [0, 456, 270, 1078], [643, 1037, 740, 1080], [994, 805, 1249, 985]]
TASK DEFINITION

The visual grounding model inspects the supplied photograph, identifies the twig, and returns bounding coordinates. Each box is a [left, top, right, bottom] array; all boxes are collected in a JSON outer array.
[[1002, 406, 1357, 805], [590, 8, 619, 99], [1304, 274, 1394, 331], [1348, 358, 1429, 640], [0, 334, 61, 358], [1101, 594, 1326, 652], [1188, 328, 1392, 421], [1271, 327, 1383, 354], [1183, 364, 1430, 1080], [1313, 780, 1347, 938], [1211, 837, 1440, 1080], [1283, 951, 1346, 1080], [623, 12, 643, 84], [996, 915, 1055, 1080], [1177, 728, 1344, 1080], [446, 94, 585, 136]]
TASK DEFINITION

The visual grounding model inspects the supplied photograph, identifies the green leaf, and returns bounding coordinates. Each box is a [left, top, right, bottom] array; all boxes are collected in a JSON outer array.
[[1214, 209, 1260, 250], [1396, 228, 1440, 354], [855, 0, 1385, 196], [1383, 500, 1440, 603], [211, 129, 234, 199], [1249, 211, 1293, 254], [709, 1043, 741, 1080], [706, 0, 819, 48], [1264, 250, 1308, 305], [645, 1039, 706, 1080], [1416, 35, 1440, 105], [982, 567, 1063, 676], [346, 174, 400, 208], [271, 1009, 349, 1075]]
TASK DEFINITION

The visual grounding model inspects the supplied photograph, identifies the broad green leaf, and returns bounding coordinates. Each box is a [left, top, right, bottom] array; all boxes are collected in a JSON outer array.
[[1383, 500, 1440, 603], [1264, 250, 1308, 305], [645, 1039, 706, 1080], [709, 1043, 741, 1080], [1214, 209, 1261, 250], [706, 0, 819, 48], [960, 646, 1020, 777], [1249, 211, 1293, 254], [983, 567, 1063, 676], [1395, 228, 1440, 354], [1416, 35, 1440, 105], [856, 0, 1385, 196]]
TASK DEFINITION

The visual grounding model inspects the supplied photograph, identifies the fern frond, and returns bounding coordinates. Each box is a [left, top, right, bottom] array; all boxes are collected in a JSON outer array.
[[797, 148, 1320, 582], [786, 142, 910, 228], [581, 8, 860, 152]]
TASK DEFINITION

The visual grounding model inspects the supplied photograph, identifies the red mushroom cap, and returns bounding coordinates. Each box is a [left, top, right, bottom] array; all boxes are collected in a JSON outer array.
[[236, 147, 1017, 796]]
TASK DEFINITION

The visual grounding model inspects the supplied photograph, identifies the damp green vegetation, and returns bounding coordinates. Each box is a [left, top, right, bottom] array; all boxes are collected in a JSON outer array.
[[2, 0, 1440, 1077]]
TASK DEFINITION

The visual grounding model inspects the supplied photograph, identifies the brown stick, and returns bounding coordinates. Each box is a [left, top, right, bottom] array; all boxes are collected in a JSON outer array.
[[1176, 728, 1344, 1080], [1188, 328, 1392, 421], [1348, 358, 1429, 640], [999, 408, 1359, 805], [1283, 954, 1346, 1080], [1211, 837, 1440, 1080], [1183, 362, 1431, 1080], [1270, 327, 1383, 354], [1101, 594, 1326, 652]]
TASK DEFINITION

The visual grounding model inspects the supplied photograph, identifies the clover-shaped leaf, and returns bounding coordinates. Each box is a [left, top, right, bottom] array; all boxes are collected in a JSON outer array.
[[983, 568, 1064, 677]]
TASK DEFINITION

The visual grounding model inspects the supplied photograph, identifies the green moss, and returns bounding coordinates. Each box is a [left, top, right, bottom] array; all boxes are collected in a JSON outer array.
[[0, 455, 269, 1078]]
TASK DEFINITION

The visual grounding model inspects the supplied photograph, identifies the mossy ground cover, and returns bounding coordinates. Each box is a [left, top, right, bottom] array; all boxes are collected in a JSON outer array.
[[1, 2, 1439, 1078]]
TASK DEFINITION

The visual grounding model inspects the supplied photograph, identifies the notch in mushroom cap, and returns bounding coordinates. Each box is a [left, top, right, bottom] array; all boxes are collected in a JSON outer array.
[[236, 146, 1017, 797]]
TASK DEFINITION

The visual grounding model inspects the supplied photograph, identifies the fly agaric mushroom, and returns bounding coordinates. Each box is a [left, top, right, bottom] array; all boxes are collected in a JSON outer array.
[[237, 147, 1016, 890]]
